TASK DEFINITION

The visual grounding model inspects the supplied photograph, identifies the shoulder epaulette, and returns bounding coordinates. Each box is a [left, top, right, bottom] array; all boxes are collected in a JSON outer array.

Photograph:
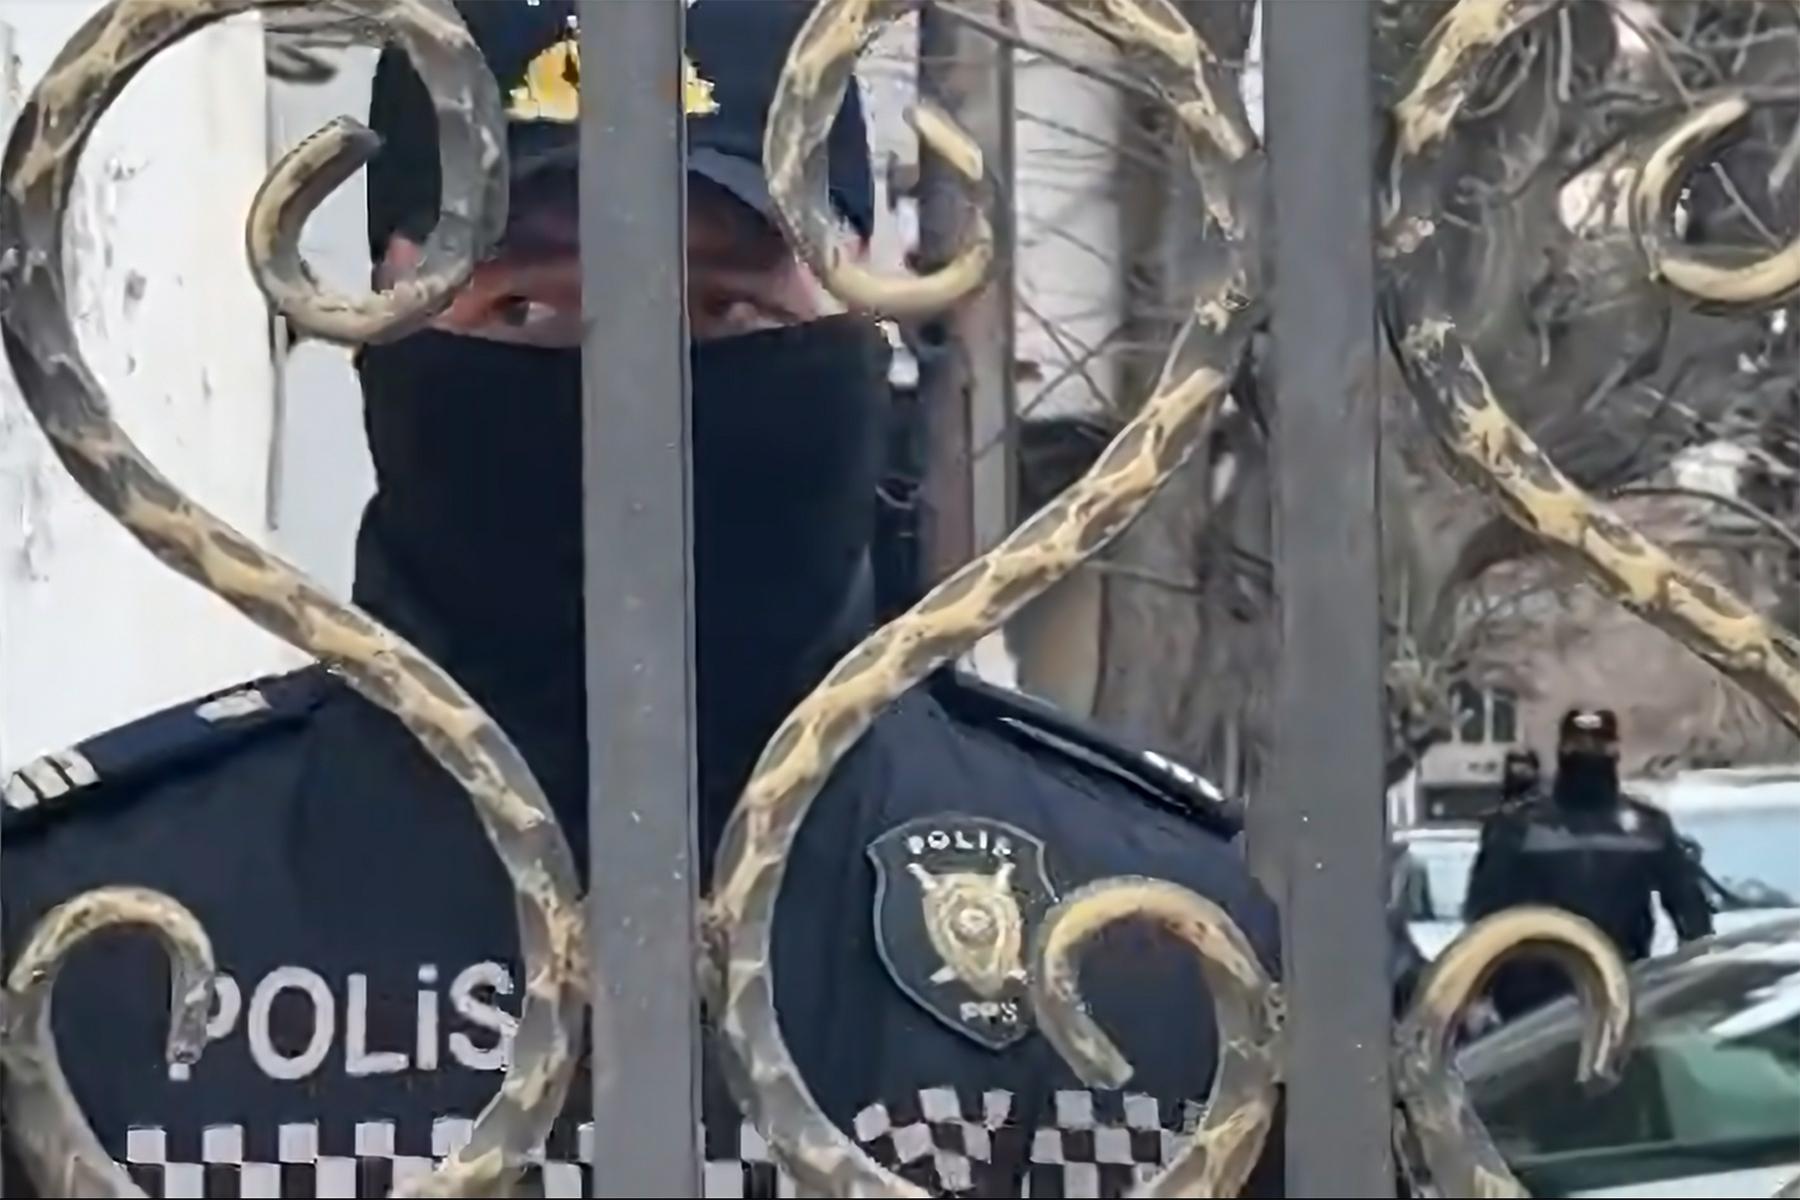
[[3, 668, 330, 832], [929, 669, 1244, 840]]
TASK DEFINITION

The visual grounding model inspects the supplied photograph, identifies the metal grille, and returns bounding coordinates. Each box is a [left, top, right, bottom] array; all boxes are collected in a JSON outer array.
[[3, 1, 1798, 1197]]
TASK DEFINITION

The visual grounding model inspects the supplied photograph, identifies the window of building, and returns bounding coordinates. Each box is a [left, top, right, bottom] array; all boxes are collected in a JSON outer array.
[[1451, 682, 1519, 746]]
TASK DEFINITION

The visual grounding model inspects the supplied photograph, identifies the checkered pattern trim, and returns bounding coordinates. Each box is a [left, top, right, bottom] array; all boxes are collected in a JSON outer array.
[[123, 1120, 478, 1198], [116, 1117, 786, 1199], [853, 1086, 1027, 1195], [1022, 1091, 1205, 1198], [846, 1088, 1201, 1197], [109, 1090, 1201, 1198]]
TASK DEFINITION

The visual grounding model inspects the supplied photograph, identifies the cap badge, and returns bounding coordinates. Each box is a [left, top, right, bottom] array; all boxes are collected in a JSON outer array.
[[506, 15, 719, 124]]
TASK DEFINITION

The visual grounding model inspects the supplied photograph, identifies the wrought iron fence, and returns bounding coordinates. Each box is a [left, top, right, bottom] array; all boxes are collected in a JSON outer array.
[[0, 0, 1797, 1196]]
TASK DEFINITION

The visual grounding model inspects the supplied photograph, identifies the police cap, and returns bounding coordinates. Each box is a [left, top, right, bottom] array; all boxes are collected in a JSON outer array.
[[1558, 706, 1620, 745], [365, 0, 878, 258]]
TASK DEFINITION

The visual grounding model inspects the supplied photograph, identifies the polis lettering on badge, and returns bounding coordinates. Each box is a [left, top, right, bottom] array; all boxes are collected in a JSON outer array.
[[867, 815, 1056, 1050]]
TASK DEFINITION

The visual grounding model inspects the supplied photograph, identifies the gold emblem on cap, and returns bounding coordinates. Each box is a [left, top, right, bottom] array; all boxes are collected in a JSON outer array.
[[683, 55, 719, 117], [506, 15, 719, 124]]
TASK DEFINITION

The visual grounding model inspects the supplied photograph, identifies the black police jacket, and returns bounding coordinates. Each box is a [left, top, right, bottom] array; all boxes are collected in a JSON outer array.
[[1464, 791, 1713, 1017], [3, 665, 1280, 1198]]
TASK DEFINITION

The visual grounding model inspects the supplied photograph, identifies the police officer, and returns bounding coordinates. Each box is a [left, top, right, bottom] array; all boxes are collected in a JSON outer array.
[[1464, 707, 1713, 1019], [1497, 747, 1541, 807], [2, 5, 1280, 1197]]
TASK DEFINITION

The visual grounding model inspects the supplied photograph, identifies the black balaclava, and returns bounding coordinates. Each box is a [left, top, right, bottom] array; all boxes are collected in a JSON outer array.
[[1500, 749, 1540, 803], [1553, 708, 1622, 810], [352, 316, 890, 863], [1554, 750, 1620, 808]]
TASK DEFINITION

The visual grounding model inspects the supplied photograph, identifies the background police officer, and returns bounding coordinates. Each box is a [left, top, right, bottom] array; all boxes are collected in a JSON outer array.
[[1497, 747, 1541, 807], [1464, 707, 1713, 1019], [2, 4, 1279, 1196]]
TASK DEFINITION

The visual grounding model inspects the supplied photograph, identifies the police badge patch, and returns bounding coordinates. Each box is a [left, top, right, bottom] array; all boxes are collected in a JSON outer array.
[[868, 815, 1057, 1050]]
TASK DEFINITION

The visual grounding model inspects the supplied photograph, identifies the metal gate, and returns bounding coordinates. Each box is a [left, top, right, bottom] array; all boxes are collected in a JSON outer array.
[[2, 0, 1797, 1196]]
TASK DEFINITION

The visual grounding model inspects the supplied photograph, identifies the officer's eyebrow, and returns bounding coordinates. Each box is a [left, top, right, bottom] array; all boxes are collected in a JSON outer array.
[[687, 180, 791, 274], [498, 171, 579, 259]]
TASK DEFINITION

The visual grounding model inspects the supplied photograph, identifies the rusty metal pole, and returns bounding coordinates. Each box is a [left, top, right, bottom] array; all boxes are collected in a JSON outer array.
[[916, 0, 1017, 579]]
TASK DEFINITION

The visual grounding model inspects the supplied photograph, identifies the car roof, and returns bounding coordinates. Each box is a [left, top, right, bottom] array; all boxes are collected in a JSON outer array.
[[1630, 766, 1800, 811], [1397, 823, 1481, 842]]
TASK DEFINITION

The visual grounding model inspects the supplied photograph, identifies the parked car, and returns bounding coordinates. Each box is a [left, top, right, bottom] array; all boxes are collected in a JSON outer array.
[[1394, 823, 1480, 959], [1396, 768, 1800, 960], [1461, 915, 1800, 1198]]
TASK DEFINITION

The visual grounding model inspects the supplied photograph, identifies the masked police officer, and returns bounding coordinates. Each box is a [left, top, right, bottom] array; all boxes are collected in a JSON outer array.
[[1497, 747, 1541, 808], [1464, 707, 1713, 1020], [2, 5, 1281, 1196]]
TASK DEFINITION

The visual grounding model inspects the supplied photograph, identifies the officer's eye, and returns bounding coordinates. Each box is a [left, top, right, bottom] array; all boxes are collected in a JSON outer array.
[[693, 290, 791, 337], [457, 292, 581, 347], [496, 296, 557, 330]]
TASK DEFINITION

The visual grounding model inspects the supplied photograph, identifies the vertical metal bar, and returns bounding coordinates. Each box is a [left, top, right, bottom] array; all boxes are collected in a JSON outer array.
[[0, 21, 14, 1198], [262, 44, 289, 536], [916, 1, 1017, 579], [970, 24, 1016, 558], [579, 3, 701, 1196], [1261, 0, 1391, 1194]]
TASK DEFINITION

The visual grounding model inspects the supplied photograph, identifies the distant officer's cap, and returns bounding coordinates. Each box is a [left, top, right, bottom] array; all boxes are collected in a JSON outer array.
[[365, 0, 877, 257], [1502, 747, 1539, 772], [1558, 707, 1619, 743]]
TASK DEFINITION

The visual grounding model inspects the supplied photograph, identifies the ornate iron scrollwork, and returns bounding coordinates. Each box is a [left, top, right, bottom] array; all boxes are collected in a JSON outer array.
[[0, 3, 584, 1196], [1382, 0, 1800, 734], [706, 1, 1269, 1193], [714, 0, 1795, 1195], [1392, 908, 1634, 1198], [1380, 5, 1799, 1192], [0, 0, 1794, 1197], [1031, 877, 1283, 1198], [2, 889, 214, 1196]]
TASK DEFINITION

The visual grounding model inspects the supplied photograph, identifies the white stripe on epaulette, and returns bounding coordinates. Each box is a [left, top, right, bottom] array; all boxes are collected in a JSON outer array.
[[21, 757, 69, 800], [3, 769, 40, 811], [1140, 749, 1226, 804], [3, 747, 98, 812], [51, 748, 99, 787], [196, 687, 272, 723]]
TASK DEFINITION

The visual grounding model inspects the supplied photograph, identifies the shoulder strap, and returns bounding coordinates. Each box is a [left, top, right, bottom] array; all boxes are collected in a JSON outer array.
[[927, 668, 1244, 840], [3, 668, 329, 833]]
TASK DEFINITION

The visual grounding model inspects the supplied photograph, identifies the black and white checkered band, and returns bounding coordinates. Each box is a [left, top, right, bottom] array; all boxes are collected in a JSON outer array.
[[108, 1089, 1204, 1198]]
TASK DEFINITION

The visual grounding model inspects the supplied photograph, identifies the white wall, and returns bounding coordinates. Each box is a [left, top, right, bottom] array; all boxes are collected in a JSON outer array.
[[265, 50, 379, 599], [0, 4, 306, 771], [860, 11, 1128, 688], [1011, 4, 1124, 420]]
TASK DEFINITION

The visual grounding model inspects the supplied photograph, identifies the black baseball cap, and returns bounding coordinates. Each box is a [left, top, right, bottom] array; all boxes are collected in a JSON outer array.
[[1558, 707, 1620, 744], [1502, 747, 1540, 773], [365, 0, 876, 259]]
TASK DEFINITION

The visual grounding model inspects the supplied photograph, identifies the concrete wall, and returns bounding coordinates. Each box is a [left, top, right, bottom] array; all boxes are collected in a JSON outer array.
[[0, 5, 308, 771], [264, 49, 380, 600], [1009, 4, 1125, 421]]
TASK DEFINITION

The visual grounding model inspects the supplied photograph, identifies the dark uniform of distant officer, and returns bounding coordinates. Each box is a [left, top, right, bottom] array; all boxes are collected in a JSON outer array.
[[2, 4, 1283, 1197], [1464, 707, 1714, 1019], [1497, 747, 1541, 807]]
